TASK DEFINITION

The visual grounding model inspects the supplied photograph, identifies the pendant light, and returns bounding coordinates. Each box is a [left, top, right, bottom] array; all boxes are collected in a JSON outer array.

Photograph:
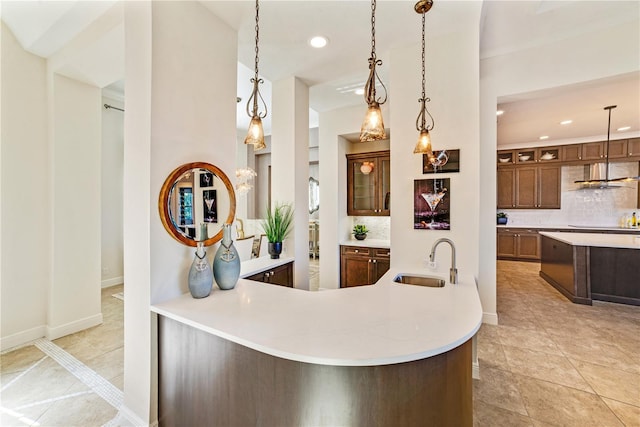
[[413, 0, 435, 156], [359, 0, 388, 142], [244, 0, 267, 151]]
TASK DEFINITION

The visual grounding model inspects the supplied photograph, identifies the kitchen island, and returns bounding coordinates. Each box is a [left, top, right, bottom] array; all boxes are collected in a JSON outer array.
[[539, 232, 640, 306], [151, 267, 482, 427]]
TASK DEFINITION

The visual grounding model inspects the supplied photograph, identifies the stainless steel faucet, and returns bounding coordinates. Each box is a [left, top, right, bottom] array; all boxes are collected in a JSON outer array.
[[429, 238, 458, 284]]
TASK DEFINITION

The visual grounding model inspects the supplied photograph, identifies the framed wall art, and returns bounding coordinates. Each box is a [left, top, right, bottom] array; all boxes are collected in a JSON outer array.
[[414, 178, 450, 230], [202, 189, 218, 223], [423, 149, 460, 174]]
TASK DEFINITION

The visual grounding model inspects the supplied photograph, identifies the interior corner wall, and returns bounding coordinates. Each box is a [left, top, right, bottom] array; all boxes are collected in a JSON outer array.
[[101, 95, 124, 288], [49, 73, 102, 338], [0, 23, 49, 350], [318, 104, 371, 289], [479, 17, 640, 324], [123, 1, 238, 423]]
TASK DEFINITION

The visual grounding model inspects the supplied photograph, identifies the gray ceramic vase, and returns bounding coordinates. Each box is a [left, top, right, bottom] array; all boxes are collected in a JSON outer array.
[[188, 242, 213, 298], [213, 224, 240, 290]]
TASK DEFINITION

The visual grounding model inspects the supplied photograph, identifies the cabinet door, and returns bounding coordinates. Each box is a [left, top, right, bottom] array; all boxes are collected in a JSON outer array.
[[347, 156, 377, 215], [537, 166, 561, 209], [372, 258, 390, 283], [515, 167, 537, 208], [378, 155, 391, 215], [245, 271, 268, 283], [627, 138, 640, 158], [606, 139, 628, 159], [497, 231, 517, 258], [582, 142, 605, 160], [341, 256, 371, 287], [562, 144, 582, 162], [517, 231, 540, 260], [269, 263, 293, 287], [497, 168, 516, 209]]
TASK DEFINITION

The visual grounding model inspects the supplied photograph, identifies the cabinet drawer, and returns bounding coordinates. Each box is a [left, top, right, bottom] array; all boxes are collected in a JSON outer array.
[[373, 248, 391, 258], [341, 246, 371, 257]]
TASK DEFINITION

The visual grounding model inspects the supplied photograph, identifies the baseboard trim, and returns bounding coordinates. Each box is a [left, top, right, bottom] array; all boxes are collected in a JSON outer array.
[[472, 361, 480, 380], [118, 405, 151, 427], [0, 325, 46, 352], [46, 313, 103, 341], [482, 312, 498, 325], [102, 276, 124, 288]]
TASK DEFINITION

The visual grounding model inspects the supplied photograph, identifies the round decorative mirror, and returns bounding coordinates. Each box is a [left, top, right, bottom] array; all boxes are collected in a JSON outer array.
[[159, 162, 236, 247]]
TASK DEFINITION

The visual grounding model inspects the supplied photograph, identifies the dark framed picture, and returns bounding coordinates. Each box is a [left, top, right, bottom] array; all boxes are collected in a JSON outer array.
[[202, 190, 218, 223], [423, 149, 460, 174], [414, 178, 450, 230], [200, 172, 214, 188]]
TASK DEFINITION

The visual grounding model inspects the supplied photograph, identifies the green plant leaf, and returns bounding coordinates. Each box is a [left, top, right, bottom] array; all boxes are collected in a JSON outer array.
[[261, 202, 294, 243]]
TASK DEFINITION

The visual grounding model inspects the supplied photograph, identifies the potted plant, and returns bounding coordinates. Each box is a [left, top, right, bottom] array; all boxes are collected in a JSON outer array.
[[352, 224, 369, 240], [262, 202, 294, 259], [497, 212, 508, 225]]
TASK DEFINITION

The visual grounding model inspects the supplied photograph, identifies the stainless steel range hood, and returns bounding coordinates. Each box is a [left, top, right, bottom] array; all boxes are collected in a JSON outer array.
[[573, 105, 639, 189]]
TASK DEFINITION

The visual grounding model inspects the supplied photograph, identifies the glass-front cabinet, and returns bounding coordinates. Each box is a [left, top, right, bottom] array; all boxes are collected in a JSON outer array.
[[347, 150, 390, 216]]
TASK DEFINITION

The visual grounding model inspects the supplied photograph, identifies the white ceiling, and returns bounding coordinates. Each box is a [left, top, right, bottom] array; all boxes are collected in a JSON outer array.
[[2, 0, 638, 141]]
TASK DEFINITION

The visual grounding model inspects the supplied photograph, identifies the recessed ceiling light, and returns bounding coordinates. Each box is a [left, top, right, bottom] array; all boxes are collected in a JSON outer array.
[[354, 88, 365, 96], [617, 126, 631, 131], [309, 36, 328, 48], [539, 135, 549, 140], [496, 110, 504, 116], [560, 120, 572, 125]]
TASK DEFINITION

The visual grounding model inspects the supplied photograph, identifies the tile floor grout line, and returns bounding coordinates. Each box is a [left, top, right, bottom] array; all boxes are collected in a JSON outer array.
[[15, 390, 95, 410], [0, 355, 48, 392], [33, 338, 123, 410]]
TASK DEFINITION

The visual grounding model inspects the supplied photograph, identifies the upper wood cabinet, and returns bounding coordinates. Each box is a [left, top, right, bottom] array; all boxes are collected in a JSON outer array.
[[582, 141, 605, 160], [561, 144, 582, 162], [497, 165, 560, 209], [628, 138, 640, 158], [607, 139, 628, 159], [347, 151, 390, 216]]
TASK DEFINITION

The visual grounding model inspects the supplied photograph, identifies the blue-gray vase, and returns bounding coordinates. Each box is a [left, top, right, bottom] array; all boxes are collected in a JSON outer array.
[[213, 224, 240, 290], [188, 242, 213, 298]]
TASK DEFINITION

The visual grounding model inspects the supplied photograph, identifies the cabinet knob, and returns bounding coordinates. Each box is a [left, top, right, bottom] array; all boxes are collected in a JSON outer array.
[[354, 249, 359, 253], [373, 259, 377, 263]]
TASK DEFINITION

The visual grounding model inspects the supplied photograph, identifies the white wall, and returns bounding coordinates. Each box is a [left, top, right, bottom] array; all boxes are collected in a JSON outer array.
[[48, 74, 103, 338], [0, 23, 50, 349], [123, 1, 238, 423], [480, 17, 640, 324], [101, 94, 124, 288], [389, 11, 481, 283]]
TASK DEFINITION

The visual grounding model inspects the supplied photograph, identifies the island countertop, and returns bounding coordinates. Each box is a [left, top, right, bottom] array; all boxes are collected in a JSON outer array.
[[151, 267, 482, 367], [539, 231, 640, 249]]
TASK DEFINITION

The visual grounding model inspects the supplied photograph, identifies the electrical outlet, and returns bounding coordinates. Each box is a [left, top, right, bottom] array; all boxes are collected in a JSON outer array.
[[428, 261, 437, 270]]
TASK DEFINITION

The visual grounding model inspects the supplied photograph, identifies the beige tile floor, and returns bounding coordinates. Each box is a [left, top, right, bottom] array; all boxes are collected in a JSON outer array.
[[2, 262, 639, 426], [474, 261, 640, 426], [1, 284, 123, 427]]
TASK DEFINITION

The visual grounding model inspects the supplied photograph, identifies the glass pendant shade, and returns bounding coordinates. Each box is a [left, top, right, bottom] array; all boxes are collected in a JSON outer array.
[[244, 116, 266, 150], [360, 103, 386, 142], [414, 129, 433, 154]]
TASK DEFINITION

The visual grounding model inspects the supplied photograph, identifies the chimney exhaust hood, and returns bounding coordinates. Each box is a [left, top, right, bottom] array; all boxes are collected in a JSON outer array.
[[574, 105, 639, 189]]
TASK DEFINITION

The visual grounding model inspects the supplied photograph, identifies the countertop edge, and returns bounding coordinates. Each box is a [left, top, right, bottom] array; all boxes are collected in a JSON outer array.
[[151, 269, 483, 367]]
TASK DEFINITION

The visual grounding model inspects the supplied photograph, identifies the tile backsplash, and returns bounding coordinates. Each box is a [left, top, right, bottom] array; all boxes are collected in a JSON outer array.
[[501, 162, 639, 227], [350, 216, 391, 240]]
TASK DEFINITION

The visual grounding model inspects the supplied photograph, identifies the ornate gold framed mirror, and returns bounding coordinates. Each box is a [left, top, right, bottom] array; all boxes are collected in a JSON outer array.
[[159, 162, 236, 247]]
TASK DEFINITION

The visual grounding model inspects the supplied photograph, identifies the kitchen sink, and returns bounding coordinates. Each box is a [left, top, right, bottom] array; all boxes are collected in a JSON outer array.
[[393, 274, 445, 287]]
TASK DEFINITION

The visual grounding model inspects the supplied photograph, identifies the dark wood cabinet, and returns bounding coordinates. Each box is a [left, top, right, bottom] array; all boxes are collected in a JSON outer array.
[[627, 138, 640, 158], [497, 229, 540, 261], [497, 168, 516, 208], [340, 245, 390, 287], [561, 144, 582, 162], [606, 139, 628, 159], [245, 262, 294, 287], [581, 141, 605, 160], [498, 165, 560, 209], [346, 151, 390, 216]]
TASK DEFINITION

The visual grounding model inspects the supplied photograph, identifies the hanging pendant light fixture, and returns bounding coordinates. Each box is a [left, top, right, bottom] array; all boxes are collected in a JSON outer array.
[[413, 0, 435, 155], [359, 0, 388, 143], [244, 0, 267, 151]]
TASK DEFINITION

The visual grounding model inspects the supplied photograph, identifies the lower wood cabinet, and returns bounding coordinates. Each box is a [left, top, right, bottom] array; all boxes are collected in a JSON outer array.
[[340, 245, 390, 288], [244, 261, 293, 287], [497, 229, 540, 261]]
